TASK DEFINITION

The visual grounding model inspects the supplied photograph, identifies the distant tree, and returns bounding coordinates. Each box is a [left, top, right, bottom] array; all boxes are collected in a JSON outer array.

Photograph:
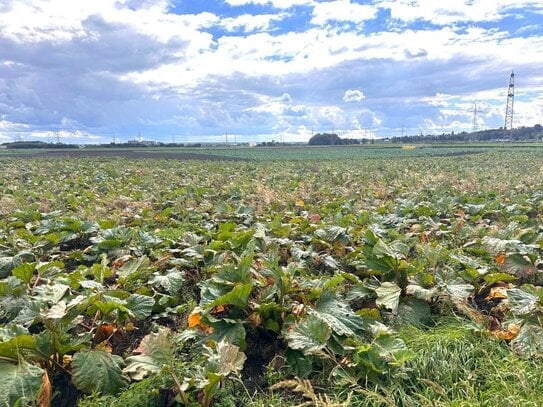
[[308, 133, 342, 145]]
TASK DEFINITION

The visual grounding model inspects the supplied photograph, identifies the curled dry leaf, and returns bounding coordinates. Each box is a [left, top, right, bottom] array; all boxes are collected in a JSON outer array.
[[488, 323, 521, 341], [248, 312, 262, 327], [96, 340, 113, 353], [292, 303, 305, 316], [485, 286, 508, 301], [38, 370, 52, 407], [112, 255, 131, 269], [210, 305, 227, 316]]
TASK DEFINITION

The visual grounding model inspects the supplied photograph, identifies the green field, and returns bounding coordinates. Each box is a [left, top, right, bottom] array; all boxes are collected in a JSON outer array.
[[1, 147, 543, 406], [2, 142, 543, 161]]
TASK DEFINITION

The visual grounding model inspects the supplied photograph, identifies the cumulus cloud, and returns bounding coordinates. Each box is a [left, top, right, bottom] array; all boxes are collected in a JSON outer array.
[[422, 93, 453, 107], [220, 13, 288, 33], [377, 0, 543, 26], [224, 0, 314, 9], [1, 0, 543, 142], [343, 89, 366, 102], [311, 0, 378, 25]]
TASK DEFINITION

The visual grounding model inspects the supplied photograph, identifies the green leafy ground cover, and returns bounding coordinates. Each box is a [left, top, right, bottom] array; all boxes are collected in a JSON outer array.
[[1, 148, 543, 406], [144, 144, 543, 161], [3, 143, 543, 161]]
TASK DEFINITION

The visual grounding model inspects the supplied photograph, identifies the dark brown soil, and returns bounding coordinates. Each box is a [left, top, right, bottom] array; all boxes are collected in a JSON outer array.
[[0, 149, 242, 161], [242, 329, 284, 391]]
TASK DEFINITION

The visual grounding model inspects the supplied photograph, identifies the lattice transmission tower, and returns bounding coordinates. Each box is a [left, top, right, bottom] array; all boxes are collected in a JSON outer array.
[[504, 71, 515, 130], [472, 103, 479, 133]]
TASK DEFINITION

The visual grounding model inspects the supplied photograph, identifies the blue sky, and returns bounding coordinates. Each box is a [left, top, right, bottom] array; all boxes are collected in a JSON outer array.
[[1, 0, 542, 143]]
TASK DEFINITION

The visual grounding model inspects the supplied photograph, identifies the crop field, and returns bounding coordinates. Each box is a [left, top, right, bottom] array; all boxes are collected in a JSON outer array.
[[1, 147, 543, 406], [2, 142, 543, 161]]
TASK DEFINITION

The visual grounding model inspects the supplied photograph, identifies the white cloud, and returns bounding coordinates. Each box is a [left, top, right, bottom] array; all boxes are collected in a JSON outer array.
[[0, 0, 218, 43], [423, 118, 470, 133], [377, 0, 543, 26], [311, 0, 378, 25], [224, 0, 314, 8], [220, 13, 287, 33], [422, 93, 453, 107], [247, 93, 304, 115], [343, 89, 366, 102], [28, 130, 103, 140], [0, 119, 29, 131]]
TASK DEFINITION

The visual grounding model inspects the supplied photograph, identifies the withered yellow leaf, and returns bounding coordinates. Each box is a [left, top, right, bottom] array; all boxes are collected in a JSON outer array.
[[187, 311, 201, 328]]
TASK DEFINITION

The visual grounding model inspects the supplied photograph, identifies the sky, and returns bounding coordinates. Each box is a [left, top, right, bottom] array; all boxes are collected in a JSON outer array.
[[1, 0, 543, 144]]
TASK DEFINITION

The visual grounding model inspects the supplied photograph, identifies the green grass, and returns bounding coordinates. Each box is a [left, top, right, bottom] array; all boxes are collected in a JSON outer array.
[[344, 318, 543, 406]]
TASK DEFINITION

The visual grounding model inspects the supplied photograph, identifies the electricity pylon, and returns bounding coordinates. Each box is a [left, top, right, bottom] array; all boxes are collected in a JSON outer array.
[[504, 71, 515, 131]]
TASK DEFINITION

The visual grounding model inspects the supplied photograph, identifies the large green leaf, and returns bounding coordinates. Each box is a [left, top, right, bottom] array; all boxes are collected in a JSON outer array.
[[375, 282, 402, 313], [125, 294, 155, 319], [309, 291, 364, 337], [314, 226, 350, 244], [207, 282, 253, 309], [511, 323, 543, 357], [150, 270, 185, 295], [0, 335, 37, 360], [482, 237, 528, 255], [285, 349, 313, 378], [503, 254, 537, 278], [33, 283, 70, 304], [372, 334, 413, 364], [117, 256, 152, 281], [284, 315, 331, 355], [124, 328, 172, 380], [0, 361, 44, 406], [91, 227, 133, 250], [72, 349, 128, 394], [0, 256, 23, 279], [506, 288, 538, 315], [445, 282, 474, 302], [11, 263, 35, 285], [392, 298, 432, 327], [373, 239, 404, 260], [406, 282, 438, 301], [208, 319, 246, 348]]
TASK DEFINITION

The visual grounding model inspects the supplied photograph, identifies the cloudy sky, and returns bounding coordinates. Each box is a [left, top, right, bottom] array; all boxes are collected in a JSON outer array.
[[1, 0, 543, 144]]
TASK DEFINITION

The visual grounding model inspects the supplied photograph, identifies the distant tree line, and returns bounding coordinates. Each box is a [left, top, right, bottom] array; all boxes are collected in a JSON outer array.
[[2, 141, 77, 149], [308, 133, 364, 145], [387, 124, 543, 143], [4, 125, 542, 149]]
